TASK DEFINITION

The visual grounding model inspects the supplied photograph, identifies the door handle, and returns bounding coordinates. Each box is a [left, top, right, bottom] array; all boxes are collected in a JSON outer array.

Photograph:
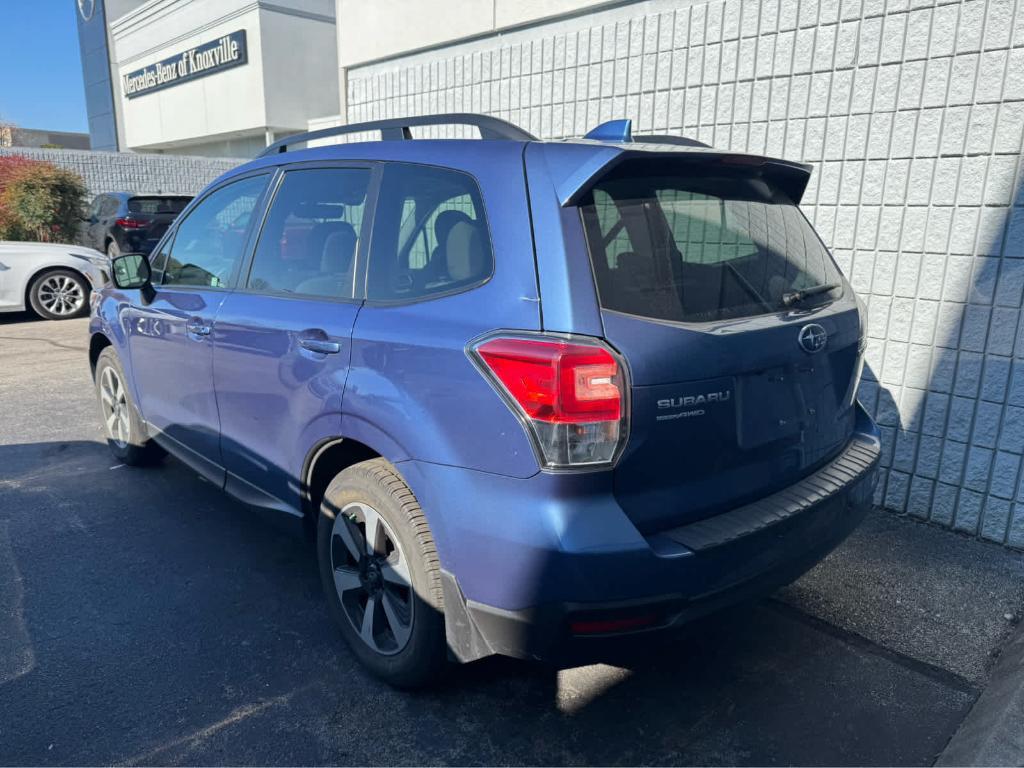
[[298, 337, 341, 354], [186, 319, 212, 337]]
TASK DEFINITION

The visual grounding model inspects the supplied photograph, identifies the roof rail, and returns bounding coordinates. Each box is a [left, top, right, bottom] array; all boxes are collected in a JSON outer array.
[[260, 113, 537, 156], [582, 119, 710, 148]]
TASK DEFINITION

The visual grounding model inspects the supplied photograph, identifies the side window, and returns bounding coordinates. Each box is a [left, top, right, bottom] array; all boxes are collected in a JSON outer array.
[[162, 175, 269, 288], [367, 164, 492, 302], [89, 196, 104, 218], [247, 167, 369, 299]]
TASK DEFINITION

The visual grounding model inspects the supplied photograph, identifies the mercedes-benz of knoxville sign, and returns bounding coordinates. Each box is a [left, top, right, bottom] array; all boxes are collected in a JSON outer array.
[[122, 30, 247, 99]]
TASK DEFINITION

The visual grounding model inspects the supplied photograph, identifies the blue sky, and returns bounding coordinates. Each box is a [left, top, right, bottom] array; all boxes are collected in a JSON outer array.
[[0, 1, 88, 132]]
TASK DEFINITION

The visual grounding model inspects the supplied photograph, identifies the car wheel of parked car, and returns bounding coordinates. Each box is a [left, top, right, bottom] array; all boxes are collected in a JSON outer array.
[[106, 240, 120, 259], [94, 347, 166, 466], [317, 458, 448, 688], [28, 269, 90, 320]]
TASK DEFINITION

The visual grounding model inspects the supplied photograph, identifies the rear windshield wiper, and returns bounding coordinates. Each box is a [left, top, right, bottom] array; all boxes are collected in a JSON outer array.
[[781, 282, 842, 307]]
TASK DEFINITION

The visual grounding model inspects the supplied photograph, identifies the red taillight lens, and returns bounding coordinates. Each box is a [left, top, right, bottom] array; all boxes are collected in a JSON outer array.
[[472, 335, 628, 469], [475, 338, 621, 423], [115, 217, 145, 229]]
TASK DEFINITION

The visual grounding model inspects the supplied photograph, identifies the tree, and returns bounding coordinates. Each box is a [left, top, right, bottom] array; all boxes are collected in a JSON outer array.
[[0, 155, 87, 243]]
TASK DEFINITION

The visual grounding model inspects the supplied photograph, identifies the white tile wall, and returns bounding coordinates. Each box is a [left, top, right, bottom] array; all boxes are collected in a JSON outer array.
[[346, 0, 1024, 547], [0, 148, 236, 198]]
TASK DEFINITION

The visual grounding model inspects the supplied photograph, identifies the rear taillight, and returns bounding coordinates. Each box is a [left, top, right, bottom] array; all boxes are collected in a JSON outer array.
[[470, 334, 628, 469], [115, 217, 145, 229]]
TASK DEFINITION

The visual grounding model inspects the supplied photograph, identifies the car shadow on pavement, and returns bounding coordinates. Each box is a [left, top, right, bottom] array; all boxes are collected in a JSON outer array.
[[0, 439, 973, 766], [0, 311, 42, 326]]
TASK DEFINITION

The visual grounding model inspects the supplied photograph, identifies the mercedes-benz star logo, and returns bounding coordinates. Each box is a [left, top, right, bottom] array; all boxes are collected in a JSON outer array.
[[78, 0, 96, 22], [798, 323, 828, 354]]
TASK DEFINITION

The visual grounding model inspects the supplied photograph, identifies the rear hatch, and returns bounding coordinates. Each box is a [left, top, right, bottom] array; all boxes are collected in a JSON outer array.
[[126, 195, 192, 241], [576, 156, 863, 535]]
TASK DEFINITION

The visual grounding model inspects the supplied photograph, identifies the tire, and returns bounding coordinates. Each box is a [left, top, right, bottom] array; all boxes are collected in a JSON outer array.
[[28, 269, 90, 320], [94, 347, 166, 466], [107, 240, 121, 259], [317, 458, 448, 688]]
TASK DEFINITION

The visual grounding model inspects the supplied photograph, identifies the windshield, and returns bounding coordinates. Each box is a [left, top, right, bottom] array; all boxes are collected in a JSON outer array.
[[580, 169, 843, 323]]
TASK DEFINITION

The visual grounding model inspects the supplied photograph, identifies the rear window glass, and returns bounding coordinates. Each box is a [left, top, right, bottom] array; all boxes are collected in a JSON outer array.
[[128, 196, 191, 215], [580, 169, 843, 323], [366, 163, 492, 302]]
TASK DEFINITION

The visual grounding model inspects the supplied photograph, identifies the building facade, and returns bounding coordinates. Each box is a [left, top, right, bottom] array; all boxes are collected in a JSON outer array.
[[75, 0, 339, 156], [0, 127, 91, 150]]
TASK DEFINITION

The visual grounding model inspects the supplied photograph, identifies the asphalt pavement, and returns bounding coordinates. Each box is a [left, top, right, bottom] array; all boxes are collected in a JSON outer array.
[[2, 313, 1023, 766]]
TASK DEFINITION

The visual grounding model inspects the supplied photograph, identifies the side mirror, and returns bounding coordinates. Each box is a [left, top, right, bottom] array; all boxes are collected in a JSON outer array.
[[111, 253, 152, 290]]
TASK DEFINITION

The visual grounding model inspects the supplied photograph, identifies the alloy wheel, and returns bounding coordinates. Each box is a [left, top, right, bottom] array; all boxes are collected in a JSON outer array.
[[99, 366, 131, 449], [38, 275, 85, 316], [330, 501, 414, 656]]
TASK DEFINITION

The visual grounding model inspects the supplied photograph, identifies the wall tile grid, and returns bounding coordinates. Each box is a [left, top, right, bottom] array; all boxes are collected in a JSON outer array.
[[0, 147, 236, 198], [347, 0, 1024, 546]]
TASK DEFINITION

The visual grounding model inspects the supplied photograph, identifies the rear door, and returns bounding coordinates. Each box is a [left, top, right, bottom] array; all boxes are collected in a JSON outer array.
[[577, 161, 863, 534], [212, 164, 372, 514]]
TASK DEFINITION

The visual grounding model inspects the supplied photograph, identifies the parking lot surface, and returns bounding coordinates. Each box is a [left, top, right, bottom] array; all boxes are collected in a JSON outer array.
[[2, 314, 1023, 766]]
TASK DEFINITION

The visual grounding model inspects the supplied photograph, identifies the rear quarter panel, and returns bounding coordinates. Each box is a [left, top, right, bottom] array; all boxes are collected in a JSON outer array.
[[343, 141, 542, 478]]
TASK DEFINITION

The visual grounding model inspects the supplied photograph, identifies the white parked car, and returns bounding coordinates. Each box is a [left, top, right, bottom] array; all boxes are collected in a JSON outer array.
[[0, 242, 109, 320]]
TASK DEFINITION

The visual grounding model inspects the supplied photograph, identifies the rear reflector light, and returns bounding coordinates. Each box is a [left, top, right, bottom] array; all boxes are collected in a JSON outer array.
[[115, 217, 145, 229], [471, 335, 628, 469], [570, 614, 657, 635]]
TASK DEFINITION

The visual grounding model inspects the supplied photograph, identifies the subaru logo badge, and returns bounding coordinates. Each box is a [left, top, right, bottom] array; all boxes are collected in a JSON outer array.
[[798, 323, 827, 354]]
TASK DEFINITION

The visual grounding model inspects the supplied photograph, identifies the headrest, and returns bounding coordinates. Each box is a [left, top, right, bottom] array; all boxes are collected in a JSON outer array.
[[321, 223, 357, 273], [434, 210, 473, 250], [445, 219, 487, 282]]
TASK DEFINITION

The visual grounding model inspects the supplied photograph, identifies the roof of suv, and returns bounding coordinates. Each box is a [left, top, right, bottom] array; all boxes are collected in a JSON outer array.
[[225, 113, 814, 205]]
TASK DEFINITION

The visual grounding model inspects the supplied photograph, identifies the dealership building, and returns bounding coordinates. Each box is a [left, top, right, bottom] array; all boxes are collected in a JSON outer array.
[[76, 0, 628, 157], [76, 0, 339, 156]]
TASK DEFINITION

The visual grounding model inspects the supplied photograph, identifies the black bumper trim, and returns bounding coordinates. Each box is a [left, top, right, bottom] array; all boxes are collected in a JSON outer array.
[[660, 436, 880, 552]]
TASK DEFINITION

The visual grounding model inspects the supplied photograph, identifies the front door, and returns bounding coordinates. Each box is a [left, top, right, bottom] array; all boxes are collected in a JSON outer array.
[[213, 165, 372, 513], [127, 173, 271, 481]]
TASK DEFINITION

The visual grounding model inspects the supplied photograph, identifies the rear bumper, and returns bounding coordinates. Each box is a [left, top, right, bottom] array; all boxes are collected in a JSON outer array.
[[115, 230, 161, 255], [401, 404, 880, 664], [451, 472, 871, 663]]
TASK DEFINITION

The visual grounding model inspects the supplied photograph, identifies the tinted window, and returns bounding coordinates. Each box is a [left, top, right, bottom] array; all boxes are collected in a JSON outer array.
[[367, 164, 491, 301], [247, 168, 369, 299], [100, 197, 119, 217], [162, 175, 268, 288], [580, 169, 843, 323], [128, 196, 191, 215]]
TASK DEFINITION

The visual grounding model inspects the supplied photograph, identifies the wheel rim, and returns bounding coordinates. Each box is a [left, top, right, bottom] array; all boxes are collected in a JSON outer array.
[[330, 502, 414, 656], [38, 275, 85, 316], [99, 366, 131, 449]]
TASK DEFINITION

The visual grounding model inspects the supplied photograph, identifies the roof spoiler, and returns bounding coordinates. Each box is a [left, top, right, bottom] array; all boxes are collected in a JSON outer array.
[[546, 143, 814, 207]]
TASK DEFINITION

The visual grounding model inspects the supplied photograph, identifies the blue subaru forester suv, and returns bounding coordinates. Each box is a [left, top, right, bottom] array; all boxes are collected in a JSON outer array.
[[90, 114, 880, 687]]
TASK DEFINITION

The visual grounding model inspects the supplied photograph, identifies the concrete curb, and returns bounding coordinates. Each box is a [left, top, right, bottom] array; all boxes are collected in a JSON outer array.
[[937, 620, 1024, 767]]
